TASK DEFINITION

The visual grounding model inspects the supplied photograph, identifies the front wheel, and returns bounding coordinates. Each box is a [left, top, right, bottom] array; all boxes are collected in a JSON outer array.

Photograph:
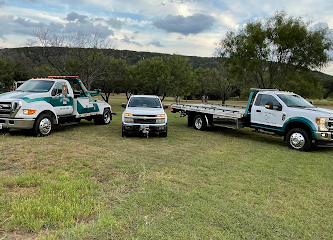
[[159, 126, 168, 137], [193, 115, 207, 131], [286, 128, 312, 151], [34, 113, 53, 137]]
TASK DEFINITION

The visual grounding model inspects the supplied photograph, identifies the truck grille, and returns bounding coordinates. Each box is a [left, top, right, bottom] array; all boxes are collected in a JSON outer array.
[[0, 102, 12, 115], [134, 119, 156, 124], [328, 120, 333, 131]]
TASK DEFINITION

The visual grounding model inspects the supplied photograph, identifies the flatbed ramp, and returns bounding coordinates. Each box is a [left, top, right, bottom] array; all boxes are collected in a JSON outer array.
[[171, 103, 249, 129], [171, 103, 247, 118]]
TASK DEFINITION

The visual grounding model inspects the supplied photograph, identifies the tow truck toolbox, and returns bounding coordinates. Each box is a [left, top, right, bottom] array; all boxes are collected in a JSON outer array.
[[0, 76, 112, 136]]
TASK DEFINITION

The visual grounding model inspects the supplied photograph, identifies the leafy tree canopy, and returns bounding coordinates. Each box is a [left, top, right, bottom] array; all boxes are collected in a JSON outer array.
[[217, 11, 333, 89]]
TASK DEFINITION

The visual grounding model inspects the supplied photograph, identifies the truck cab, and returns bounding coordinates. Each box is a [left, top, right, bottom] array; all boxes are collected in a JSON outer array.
[[0, 76, 112, 136], [121, 95, 168, 137], [249, 89, 333, 151]]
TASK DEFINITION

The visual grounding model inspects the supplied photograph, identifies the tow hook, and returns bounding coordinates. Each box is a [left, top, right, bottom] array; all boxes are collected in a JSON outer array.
[[140, 126, 150, 138]]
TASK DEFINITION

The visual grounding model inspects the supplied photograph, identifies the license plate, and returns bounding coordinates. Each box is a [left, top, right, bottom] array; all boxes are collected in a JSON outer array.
[[0, 124, 2, 129]]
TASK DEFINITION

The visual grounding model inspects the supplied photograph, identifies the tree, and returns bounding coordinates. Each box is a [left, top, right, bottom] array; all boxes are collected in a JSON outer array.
[[194, 67, 211, 102], [166, 55, 195, 103], [94, 57, 128, 103], [0, 57, 16, 88], [31, 27, 116, 89], [217, 11, 333, 89], [129, 57, 172, 101], [208, 65, 238, 104]]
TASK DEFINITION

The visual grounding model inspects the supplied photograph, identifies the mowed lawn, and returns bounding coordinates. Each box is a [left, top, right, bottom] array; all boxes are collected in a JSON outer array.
[[1, 95, 333, 239]]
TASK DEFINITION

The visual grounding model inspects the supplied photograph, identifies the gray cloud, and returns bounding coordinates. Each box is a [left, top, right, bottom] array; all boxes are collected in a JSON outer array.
[[13, 17, 44, 28], [153, 13, 215, 35], [131, 31, 139, 39], [149, 40, 164, 47], [65, 12, 88, 24], [121, 35, 143, 46], [106, 18, 124, 30], [48, 22, 64, 33], [64, 22, 114, 38], [0, 1, 5, 7]]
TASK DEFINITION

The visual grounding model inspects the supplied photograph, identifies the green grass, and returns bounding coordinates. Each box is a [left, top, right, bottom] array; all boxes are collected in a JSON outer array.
[[0, 96, 333, 239]]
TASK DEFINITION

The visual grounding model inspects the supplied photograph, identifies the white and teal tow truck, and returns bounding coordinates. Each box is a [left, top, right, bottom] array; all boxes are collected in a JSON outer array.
[[0, 76, 112, 136], [171, 88, 333, 151]]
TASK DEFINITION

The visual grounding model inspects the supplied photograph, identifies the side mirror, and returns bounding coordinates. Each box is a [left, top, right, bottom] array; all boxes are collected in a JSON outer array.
[[62, 84, 68, 98], [121, 103, 127, 108], [265, 100, 273, 110], [310, 101, 314, 104], [163, 105, 169, 109], [277, 104, 282, 111]]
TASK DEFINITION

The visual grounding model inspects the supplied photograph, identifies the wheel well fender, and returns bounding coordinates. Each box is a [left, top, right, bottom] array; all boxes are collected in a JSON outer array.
[[39, 110, 57, 124], [282, 117, 316, 140]]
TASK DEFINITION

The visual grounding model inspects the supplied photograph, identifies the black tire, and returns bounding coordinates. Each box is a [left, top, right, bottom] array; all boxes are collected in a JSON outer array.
[[122, 125, 128, 137], [94, 108, 111, 125], [159, 126, 167, 137], [286, 128, 312, 151], [0, 128, 10, 134], [34, 113, 53, 137], [193, 115, 207, 131]]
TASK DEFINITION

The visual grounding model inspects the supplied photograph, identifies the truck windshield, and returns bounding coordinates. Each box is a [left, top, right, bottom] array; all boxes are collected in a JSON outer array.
[[16, 80, 55, 92], [277, 94, 314, 108], [128, 97, 162, 108]]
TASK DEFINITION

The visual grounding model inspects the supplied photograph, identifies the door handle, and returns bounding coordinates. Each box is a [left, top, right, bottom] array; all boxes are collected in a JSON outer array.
[[256, 110, 261, 112]]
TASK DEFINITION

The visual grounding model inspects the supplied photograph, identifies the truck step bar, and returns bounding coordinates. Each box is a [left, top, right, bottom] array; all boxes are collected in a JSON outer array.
[[252, 129, 281, 137], [58, 122, 80, 127]]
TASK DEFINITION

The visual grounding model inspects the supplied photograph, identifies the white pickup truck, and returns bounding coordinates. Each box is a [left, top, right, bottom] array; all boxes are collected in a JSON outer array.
[[0, 76, 112, 136], [121, 95, 168, 137], [171, 88, 333, 151]]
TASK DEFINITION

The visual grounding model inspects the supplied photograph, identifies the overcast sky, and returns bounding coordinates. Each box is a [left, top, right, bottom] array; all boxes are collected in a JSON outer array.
[[1, 0, 333, 75]]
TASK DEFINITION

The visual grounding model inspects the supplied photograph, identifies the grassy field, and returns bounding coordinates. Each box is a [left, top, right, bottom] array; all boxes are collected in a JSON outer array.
[[1, 95, 333, 239]]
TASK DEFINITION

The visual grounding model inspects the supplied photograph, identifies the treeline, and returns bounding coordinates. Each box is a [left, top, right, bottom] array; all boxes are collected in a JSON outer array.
[[0, 47, 332, 102], [1, 10, 333, 102]]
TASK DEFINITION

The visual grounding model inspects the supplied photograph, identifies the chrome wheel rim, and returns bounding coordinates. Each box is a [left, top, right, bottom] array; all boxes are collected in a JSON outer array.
[[39, 118, 52, 135], [290, 132, 305, 149], [104, 111, 111, 124], [194, 117, 202, 129]]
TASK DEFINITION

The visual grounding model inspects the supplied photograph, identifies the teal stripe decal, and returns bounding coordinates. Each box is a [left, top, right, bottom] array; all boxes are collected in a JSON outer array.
[[77, 102, 99, 114], [251, 124, 283, 132]]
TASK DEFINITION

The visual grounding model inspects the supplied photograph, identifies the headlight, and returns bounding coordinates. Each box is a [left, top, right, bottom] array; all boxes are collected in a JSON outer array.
[[124, 117, 134, 123], [316, 118, 328, 131], [156, 118, 165, 124], [23, 109, 36, 115]]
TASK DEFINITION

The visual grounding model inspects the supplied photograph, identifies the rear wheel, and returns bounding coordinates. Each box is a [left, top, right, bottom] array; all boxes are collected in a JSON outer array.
[[95, 108, 111, 125], [193, 115, 207, 131], [34, 113, 53, 137], [286, 128, 311, 151]]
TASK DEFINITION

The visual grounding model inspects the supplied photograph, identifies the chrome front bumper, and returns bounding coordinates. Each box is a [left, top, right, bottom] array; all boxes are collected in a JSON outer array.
[[315, 131, 333, 147], [315, 131, 333, 141], [0, 118, 35, 129]]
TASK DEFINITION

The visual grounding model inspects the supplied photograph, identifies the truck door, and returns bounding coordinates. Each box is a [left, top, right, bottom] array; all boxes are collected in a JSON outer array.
[[251, 94, 284, 127], [50, 82, 74, 115]]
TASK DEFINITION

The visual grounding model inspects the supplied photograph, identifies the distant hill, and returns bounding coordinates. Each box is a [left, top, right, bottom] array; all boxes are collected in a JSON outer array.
[[1, 47, 219, 70]]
